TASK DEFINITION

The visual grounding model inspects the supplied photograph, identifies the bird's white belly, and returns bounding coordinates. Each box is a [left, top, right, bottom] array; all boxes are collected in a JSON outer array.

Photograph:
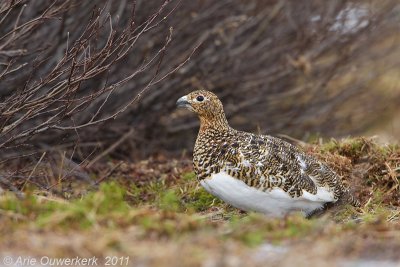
[[200, 171, 334, 217]]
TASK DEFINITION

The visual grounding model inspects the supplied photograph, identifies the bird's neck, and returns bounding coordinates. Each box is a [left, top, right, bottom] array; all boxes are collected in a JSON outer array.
[[199, 113, 230, 133]]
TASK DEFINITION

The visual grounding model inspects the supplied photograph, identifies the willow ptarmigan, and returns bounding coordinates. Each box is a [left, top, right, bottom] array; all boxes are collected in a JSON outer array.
[[176, 90, 360, 217]]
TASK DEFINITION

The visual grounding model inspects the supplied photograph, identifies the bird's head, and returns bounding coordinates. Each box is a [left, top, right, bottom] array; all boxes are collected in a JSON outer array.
[[176, 90, 229, 131], [176, 90, 224, 116]]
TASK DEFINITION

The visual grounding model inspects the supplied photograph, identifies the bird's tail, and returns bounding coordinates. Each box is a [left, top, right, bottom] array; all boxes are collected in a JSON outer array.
[[339, 189, 360, 207]]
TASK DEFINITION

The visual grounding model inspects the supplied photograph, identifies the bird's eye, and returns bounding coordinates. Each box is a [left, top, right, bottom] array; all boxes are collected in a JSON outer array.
[[196, 95, 204, 102]]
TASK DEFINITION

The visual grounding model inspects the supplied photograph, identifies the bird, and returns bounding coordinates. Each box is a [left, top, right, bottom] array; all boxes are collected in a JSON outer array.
[[176, 90, 360, 217]]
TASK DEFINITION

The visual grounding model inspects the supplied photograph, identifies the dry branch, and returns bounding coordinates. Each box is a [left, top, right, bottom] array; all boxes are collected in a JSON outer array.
[[0, 0, 196, 162]]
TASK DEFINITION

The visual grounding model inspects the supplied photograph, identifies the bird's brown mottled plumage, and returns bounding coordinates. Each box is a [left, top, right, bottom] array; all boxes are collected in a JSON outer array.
[[177, 90, 360, 215]]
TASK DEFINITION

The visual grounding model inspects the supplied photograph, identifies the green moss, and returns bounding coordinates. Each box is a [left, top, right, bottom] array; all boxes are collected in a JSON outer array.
[[227, 213, 317, 246], [182, 172, 196, 181], [126, 180, 169, 207], [320, 138, 368, 160], [0, 182, 130, 229], [184, 187, 222, 212], [332, 204, 359, 223], [35, 182, 130, 229], [241, 230, 265, 247], [135, 209, 211, 237], [158, 189, 181, 212], [0, 181, 216, 236], [0, 193, 56, 218]]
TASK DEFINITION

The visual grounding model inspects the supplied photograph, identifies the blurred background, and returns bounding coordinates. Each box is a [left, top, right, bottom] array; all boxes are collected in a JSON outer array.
[[0, 0, 399, 163]]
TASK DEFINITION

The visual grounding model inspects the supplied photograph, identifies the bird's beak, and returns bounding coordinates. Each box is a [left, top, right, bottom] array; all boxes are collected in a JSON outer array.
[[176, 95, 190, 108]]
